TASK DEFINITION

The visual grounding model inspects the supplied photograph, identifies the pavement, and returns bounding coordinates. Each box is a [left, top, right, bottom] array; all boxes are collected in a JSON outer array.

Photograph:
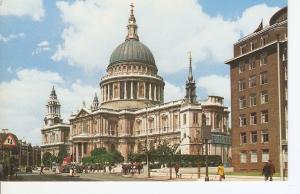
[[3, 169, 283, 181]]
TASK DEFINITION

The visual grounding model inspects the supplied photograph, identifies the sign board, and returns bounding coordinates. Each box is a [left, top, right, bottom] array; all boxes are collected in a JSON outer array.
[[201, 125, 212, 140], [2, 133, 17, 147]]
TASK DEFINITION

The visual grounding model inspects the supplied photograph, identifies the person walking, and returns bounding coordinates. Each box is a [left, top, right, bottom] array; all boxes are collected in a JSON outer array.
[[217, 163, 225, 181], [39, 165, 44, 175], [262, 162, 271, 181], [174, 163, 180, 178], [268, 160, 275, 181]]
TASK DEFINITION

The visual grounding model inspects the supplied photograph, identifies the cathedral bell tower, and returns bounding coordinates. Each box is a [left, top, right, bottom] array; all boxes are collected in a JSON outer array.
[[44, 86, 62, 126], [184, 52, 197, 104]]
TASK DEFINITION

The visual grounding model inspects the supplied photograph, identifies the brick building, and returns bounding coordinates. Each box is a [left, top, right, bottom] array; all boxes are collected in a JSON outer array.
[[225, 7, 288, 173]]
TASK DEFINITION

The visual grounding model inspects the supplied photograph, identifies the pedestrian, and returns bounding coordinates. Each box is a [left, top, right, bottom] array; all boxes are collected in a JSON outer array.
[[268, 160, 275, 181], [217, 163, 225, 181], [174, 163, 180, 178], [39, 165, 44, 175], [0, 163, 3, 180], [262, 162, 271, 181], [109, 164, 112, 174]]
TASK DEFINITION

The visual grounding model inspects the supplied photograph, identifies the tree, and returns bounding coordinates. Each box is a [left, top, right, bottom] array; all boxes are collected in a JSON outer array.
[[57, 145, 68, 164], [42, 152, 53, 167]]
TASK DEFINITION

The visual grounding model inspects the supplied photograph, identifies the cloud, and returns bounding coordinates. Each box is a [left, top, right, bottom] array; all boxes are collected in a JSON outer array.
[[0, 32, 25, 43], [197, 74, 230, 105], [0, 0, 45, 21], [164, 81, 185, 102], [0, 68, 97, 144], [52, 0, 279, 73], [32, 40, 51, 56]]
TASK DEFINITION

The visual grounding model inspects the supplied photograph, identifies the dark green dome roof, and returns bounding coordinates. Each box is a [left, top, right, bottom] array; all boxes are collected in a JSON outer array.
[[109, 39, 156, 67]]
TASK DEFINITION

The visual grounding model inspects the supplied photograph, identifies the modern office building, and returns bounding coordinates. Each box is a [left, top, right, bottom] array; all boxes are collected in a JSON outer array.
[[225, 7, 287, 172]]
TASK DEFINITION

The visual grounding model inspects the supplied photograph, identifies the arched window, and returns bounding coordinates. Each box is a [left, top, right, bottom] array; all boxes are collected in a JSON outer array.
[[114, 84, 119, 98]]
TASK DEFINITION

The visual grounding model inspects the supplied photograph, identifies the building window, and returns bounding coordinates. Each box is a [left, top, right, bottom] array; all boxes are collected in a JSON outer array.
[[240, 152, 247, 163], [249, 76, 257, 88], [261, 110, 269, 123], [250, 112, 257, 125], [250, 131, 258, 143], [249, 94, 257, 107], [193, 112, 198, 124], [260, 36, 268, 46], [239, 62, 246, 73], [262, 149, 269, 162], [251, 41, 256, 50], [239, 114, 247, 127], [239, 96, 246, 109], [260, 72, 268, 85], [183, 114, 186, 125], [240, 132, 247, 144], [240, 45, 246, 55], [261, 129, 269, 143], [250, 151, 258, 163], [260, 54, 267, 65], [261, 91, 269, 104], [238, 79, 246, 91], [249, 58, 256, 70]]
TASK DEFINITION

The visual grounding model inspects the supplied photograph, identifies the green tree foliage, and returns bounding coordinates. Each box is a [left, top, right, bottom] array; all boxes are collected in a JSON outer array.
[[57, 145, 68, 164], [42, 152, 53, 167], [81, 148, 124, 165]]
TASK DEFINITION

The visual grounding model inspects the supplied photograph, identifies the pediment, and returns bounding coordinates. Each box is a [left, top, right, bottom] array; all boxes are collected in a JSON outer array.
[[74, 109, 90, 119]]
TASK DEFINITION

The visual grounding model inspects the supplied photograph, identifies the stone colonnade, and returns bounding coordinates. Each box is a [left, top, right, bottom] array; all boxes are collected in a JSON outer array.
[[101, 80, 163, 102]]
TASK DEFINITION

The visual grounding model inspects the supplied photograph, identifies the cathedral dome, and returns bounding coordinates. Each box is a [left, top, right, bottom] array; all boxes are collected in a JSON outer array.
[[109, 39, 156, 67]]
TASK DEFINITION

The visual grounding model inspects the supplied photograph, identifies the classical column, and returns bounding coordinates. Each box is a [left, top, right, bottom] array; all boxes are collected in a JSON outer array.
[[124, 81, 127, 99], [131, 81, 133, 99], [149, 83, 152, 100], [157, 86, 160, 102], [137, 82, 140, 98], [108, 84, 111, 100], [81, 143, 84, 158], [154, 85, 157, 101], [211, 112, 215, 129], [76, 143, 79, 162], [144, 82, 146, 99]]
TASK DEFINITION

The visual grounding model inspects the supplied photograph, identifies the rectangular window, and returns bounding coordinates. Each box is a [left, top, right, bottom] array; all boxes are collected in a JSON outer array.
[[240, 152, 247, 163], [261, 129, 269, 143], [260, 54, 267, 65], [260, 72, 268, 85], [261, 110, 269, 123], [261, 91, 269, 104], [238, 79, 246, 91], [240, 132, 247, 144], [251, 131, 258, 143], [193, 112, 198, 124], [240, 45, 246, 55], [239, 115, 247, 126], [262, 149, 269, 162], [249, 58, 256, 70], [249, 76, 257, 88], [249, 94, 257, 107], [250, 112, 257, 125], [250, 151, 258, 163], [239, 62, 246, 73], [239, 96, 246, 109], [183, 114, 186, 125], [251, 41, 256, 50]]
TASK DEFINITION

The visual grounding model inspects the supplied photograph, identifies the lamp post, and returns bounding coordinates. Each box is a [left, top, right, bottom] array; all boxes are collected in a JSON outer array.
[[202, 125, 211, 182], [145, 105, 150, 178], [204, 139, 209, 181]]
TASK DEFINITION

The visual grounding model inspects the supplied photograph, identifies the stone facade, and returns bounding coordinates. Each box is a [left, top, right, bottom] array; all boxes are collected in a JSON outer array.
[[69, 5, 231, 163], [40, 87, 71, 158], [225, 7, 288, 172]]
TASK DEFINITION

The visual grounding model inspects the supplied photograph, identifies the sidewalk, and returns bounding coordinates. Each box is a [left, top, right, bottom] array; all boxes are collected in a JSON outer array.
[[122, 172, 282, 181]]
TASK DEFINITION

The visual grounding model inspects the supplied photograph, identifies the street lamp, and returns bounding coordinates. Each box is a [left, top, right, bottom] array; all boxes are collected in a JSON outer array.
[[145, 104, 150, 178], [202, 125, 211, 182]]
